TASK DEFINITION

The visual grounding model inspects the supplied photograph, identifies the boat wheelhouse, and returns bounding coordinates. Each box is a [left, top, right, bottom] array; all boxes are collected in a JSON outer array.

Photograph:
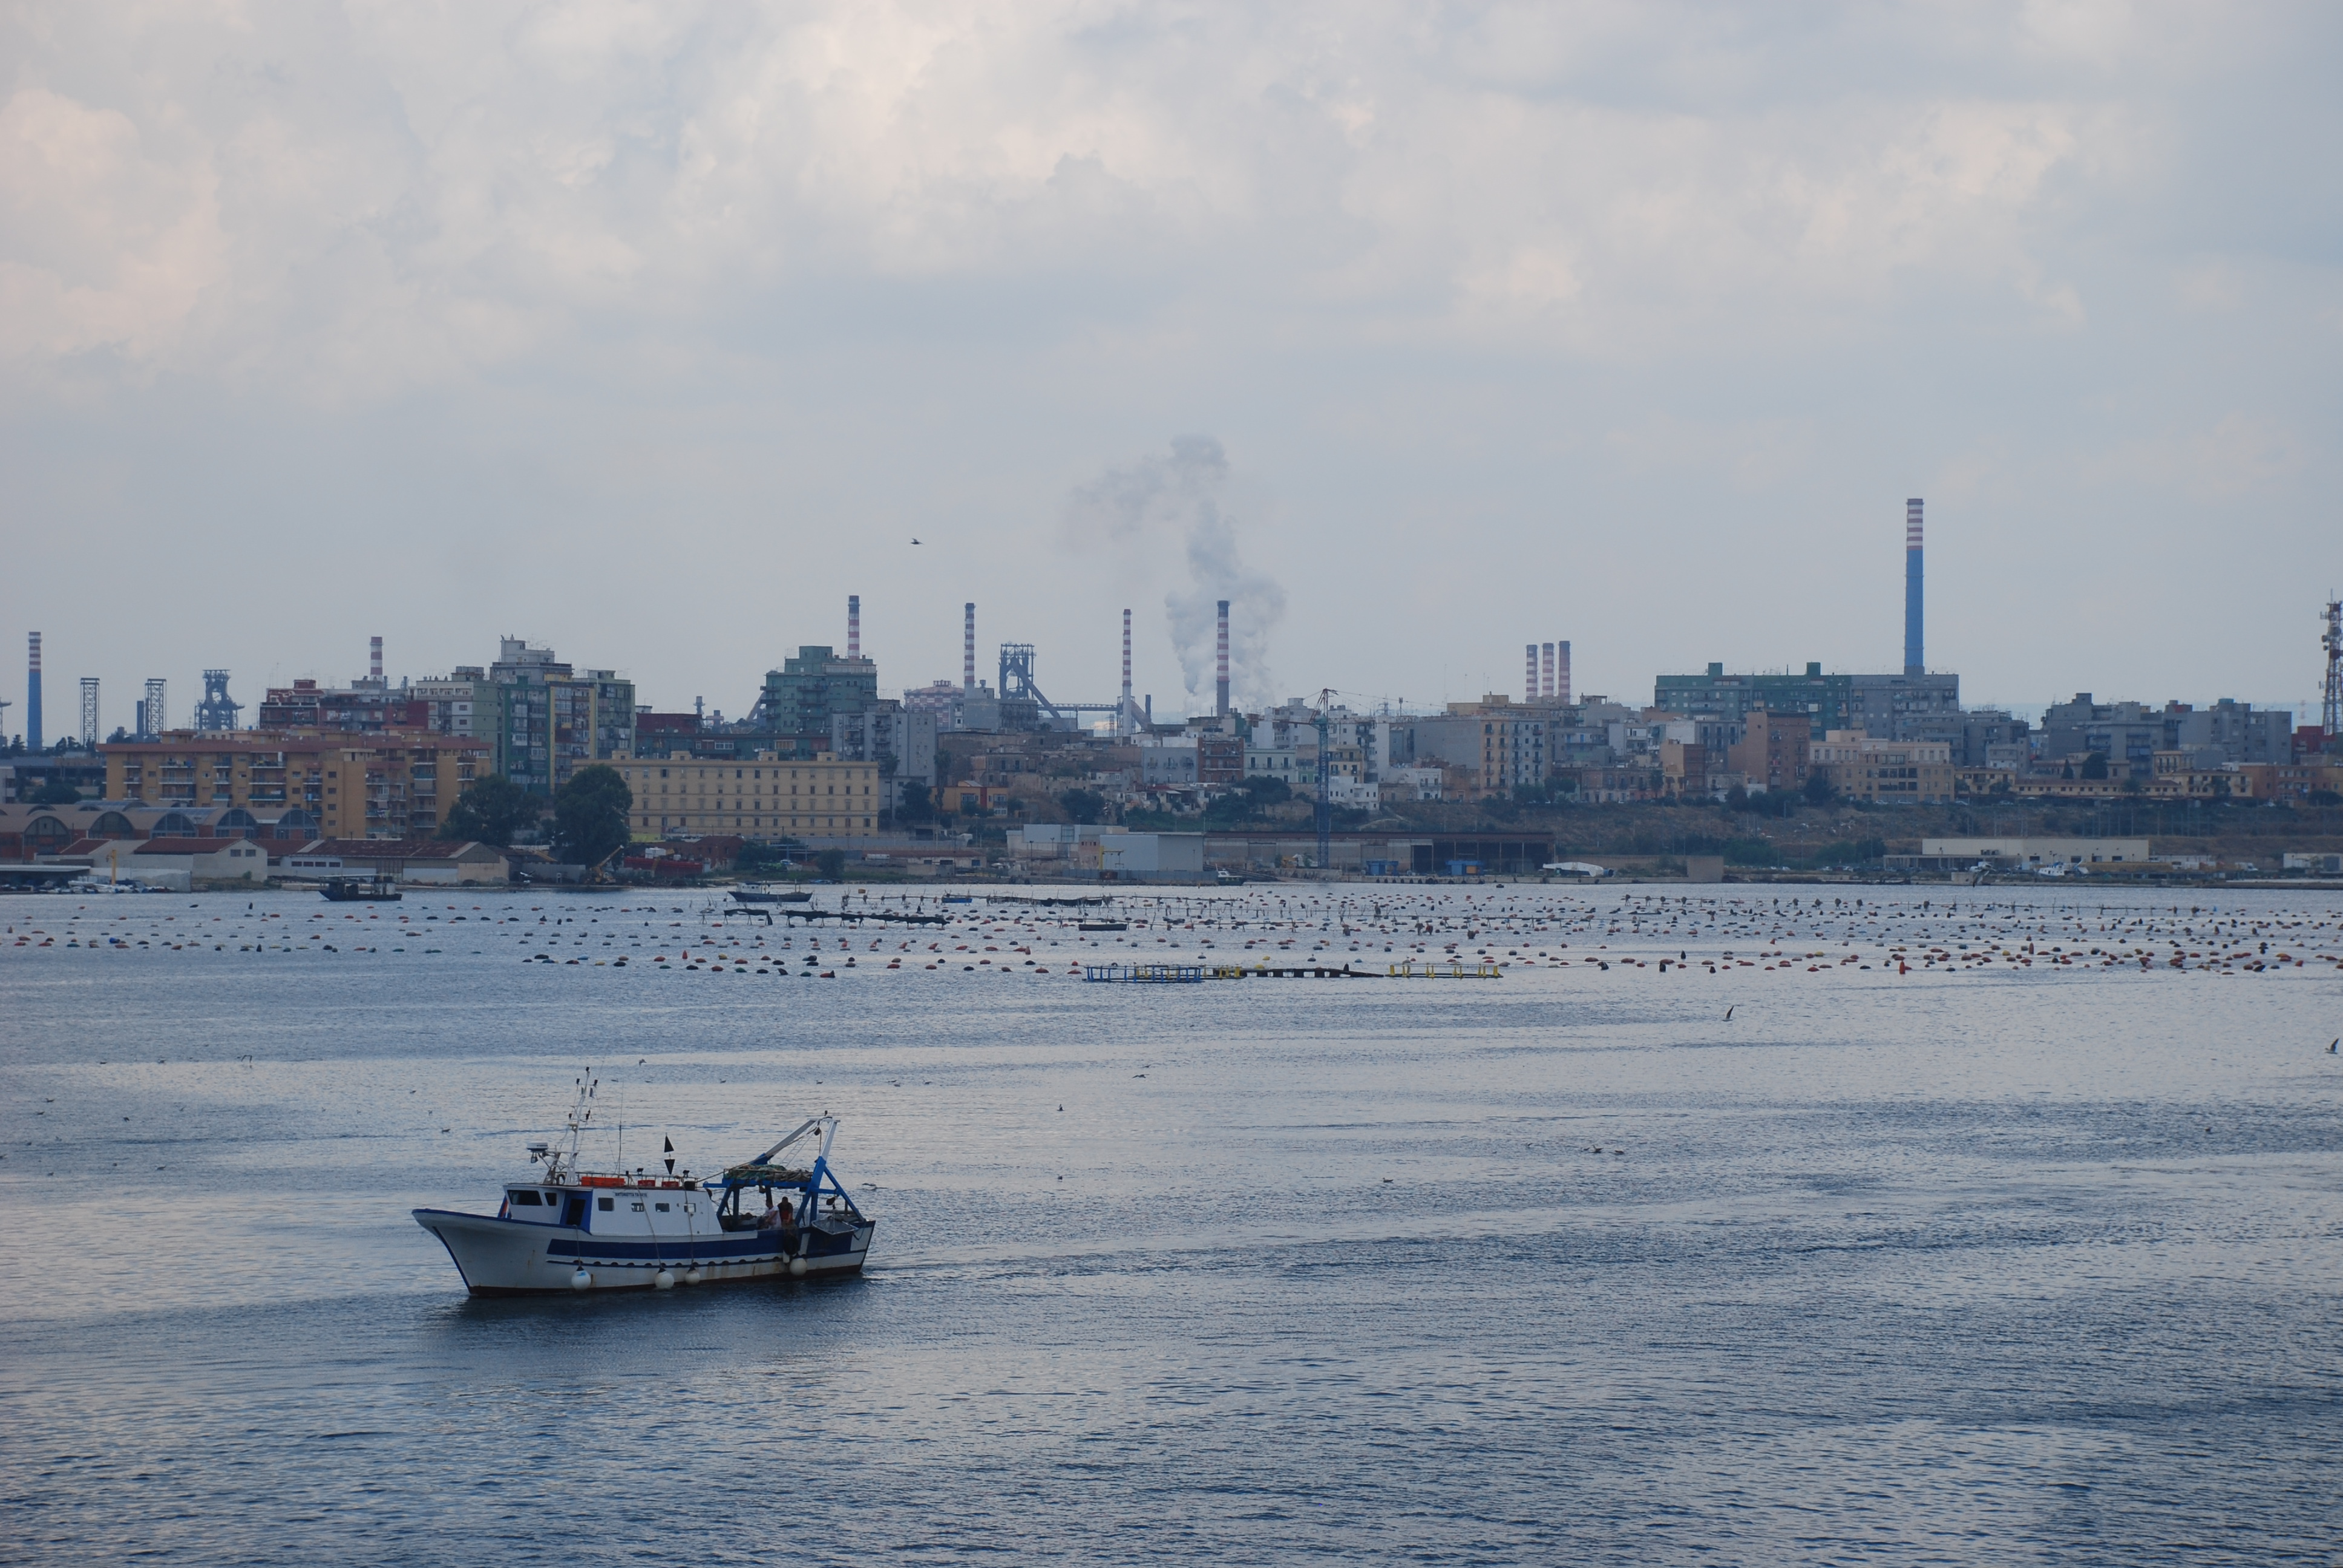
[[413, 1088, 874, 1296]]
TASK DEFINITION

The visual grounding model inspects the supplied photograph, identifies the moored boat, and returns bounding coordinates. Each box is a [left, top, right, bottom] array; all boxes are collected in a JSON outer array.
[[322, 875, 402, 902], [413, 1086, 874, 1296]]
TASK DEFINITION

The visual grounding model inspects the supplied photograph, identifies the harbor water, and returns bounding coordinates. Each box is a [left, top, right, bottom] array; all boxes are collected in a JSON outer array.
[[3, 883, 2339, 1564]]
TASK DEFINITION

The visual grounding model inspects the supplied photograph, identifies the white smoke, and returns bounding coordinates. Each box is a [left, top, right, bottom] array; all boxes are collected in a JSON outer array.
[[1063, 436, 1285, 712]]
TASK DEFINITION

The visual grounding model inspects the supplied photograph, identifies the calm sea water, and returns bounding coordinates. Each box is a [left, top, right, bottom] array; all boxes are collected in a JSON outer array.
[[3, 883, 2339, 1566]]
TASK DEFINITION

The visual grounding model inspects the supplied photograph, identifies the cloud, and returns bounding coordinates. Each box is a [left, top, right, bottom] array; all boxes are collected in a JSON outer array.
[[1062, 436, 1285, 712]]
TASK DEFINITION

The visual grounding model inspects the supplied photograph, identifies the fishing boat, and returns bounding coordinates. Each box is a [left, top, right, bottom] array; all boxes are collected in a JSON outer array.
[[322, 875, 402, 902], [731, 884, 813, 905], [412, 1083, 875, 1296]]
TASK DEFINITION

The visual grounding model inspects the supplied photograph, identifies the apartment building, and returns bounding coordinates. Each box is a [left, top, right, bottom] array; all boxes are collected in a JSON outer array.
[[102, 731, 490, 837], [1809, 731, 1955, 804]]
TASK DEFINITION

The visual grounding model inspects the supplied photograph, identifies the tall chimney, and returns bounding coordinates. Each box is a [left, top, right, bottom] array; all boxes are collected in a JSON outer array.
[[370, 635, 384, 684], [26, 632, 41, 750], [848, 595, 861, 660], [963, 603, 976, 690], [1121, 609, 1133, 703], [1556, 641, 1571, 706], [1525, 644, 1538, 704], [1904, 498, 1924, 676], [1214, 600, 1231, 717], [1542, 642, 1556, 702], [79, 678, 99, 745]]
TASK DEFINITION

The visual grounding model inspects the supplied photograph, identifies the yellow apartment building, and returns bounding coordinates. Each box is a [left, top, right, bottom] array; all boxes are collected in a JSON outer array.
[[1810, 731, 1955, 805], [615, 753, 879, 839], [102, 731, 490, 838]]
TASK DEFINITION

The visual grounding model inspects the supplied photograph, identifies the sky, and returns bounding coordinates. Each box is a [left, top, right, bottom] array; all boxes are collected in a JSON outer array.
[[4, 1, 2339, 733]]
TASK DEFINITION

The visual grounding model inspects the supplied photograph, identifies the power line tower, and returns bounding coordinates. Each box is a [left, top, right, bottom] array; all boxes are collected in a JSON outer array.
[[2323, 598, 2342, 742], [79, 678, 99, 745]]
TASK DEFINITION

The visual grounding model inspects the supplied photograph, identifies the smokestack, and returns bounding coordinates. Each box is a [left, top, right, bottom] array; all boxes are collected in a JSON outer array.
[[1542, 643, 1556, 702], [1556, 641, 1571, 706], [26, 633, 41, 750], [848, 595, 861, 660], [1904, 498, 1924, 676], [370, 635, 383, 684], [79, 678, 99, 745], [1121, 609, 1133, 702], [963, 603, 976, 690], [1215, 600, 1230, 717], [1525, 644, 1538, 704]]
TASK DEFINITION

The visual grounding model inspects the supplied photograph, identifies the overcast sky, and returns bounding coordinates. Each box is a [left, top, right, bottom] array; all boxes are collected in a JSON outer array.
[[4, 1, 2338, 731]]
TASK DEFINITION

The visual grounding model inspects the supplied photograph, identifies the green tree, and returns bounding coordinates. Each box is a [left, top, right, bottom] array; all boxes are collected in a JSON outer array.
[[2079, 751, 2109, 780], [552, 764, 633, 867], [442, 774, 543, 846], [28, 776, 81, 805], [1802, 771, 1837, 806], [814, 848, 847, 880], [895, 782, 934, 823], [1058, 788, 1106, 825]]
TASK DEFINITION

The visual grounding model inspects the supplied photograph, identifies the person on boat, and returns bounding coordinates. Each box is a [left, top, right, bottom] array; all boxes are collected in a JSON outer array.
[[759, 1197, 795, 1230]]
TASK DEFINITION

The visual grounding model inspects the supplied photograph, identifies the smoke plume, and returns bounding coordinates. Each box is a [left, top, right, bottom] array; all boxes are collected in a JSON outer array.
[[1064, 436, 1285, 713]]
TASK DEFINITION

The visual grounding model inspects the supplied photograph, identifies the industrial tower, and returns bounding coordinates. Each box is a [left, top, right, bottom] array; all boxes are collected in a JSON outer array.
[[2323, 598, 2341, 742], [193, 670, 243, 731]]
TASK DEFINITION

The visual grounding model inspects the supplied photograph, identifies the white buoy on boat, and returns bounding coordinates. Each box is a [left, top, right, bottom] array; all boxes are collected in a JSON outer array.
[[788, 1257, 808, 1278], [683, 1267, 703, 1285], [570, 1269, 591, 1290], [654, 1268, 676, 1290]]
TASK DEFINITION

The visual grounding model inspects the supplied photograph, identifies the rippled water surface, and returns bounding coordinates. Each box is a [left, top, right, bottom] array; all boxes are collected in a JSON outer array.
[[4, 883, 2340, 1565]]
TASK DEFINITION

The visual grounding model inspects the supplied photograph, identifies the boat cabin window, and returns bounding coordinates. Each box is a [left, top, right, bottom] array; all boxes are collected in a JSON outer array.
[[655, 1201, 670, 1212], [510, 1189, 543, 1206], [597, 1197, 614, 1211]]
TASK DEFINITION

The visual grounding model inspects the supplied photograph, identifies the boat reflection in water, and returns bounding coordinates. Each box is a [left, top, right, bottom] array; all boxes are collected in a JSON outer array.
[[413, 1082, 874, 1296]]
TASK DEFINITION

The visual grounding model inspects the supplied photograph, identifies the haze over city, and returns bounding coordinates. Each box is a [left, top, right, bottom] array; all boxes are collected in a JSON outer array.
[[5, 2, 2338, 718]]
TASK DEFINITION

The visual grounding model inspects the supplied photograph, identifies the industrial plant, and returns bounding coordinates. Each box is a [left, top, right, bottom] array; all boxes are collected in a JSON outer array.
[[4, 498, 2340, 883]]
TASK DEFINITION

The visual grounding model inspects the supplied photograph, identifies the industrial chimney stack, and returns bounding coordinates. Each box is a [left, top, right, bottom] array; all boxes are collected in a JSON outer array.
[[26, 632, 41, 750], [1214, 600, 1231, 717], [848, 595, 861, 660], [1121, 609, 1133, 703], [1524, 644, 1538, 703], [963, 603, 976, 690], [1542, 642, 1556, 702], [370, 635, 384, 685], [1904, 498, 1924, 676], [1556, 641, 1572, 707]]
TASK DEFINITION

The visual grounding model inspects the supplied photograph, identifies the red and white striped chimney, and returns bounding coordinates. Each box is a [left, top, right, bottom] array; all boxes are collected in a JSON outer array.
[[1525, 644, 1538, 703], [370, 636, 383, 684], [847, 595, 861, 659], [1214, 600, 1231, 717], [1121, 609, 1132, 702], [1556, 641, 1571, 706], [1542, 642, 1556, 701], [963, 603, 976, 690]]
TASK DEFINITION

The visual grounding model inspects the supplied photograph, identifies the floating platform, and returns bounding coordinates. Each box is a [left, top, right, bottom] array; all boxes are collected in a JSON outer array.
[[1083, 962, 1208, 983]]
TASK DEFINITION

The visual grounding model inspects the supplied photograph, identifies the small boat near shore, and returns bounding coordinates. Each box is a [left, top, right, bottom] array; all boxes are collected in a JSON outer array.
[[322, 875, 402, 902], [413, 1085, 874, 1296], [731, 884, 813, 905]]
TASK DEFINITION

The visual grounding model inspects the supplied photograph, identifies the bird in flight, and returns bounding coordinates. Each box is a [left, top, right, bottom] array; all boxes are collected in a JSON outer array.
[[911, 537, 922, 544]]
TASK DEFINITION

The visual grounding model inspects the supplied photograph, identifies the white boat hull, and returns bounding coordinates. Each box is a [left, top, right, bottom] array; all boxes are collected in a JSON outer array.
[[413, 1208, 874, 1296]]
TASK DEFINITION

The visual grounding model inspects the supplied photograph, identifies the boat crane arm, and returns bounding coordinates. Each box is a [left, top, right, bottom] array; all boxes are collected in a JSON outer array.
[[751, 1117, 827, 1167]]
